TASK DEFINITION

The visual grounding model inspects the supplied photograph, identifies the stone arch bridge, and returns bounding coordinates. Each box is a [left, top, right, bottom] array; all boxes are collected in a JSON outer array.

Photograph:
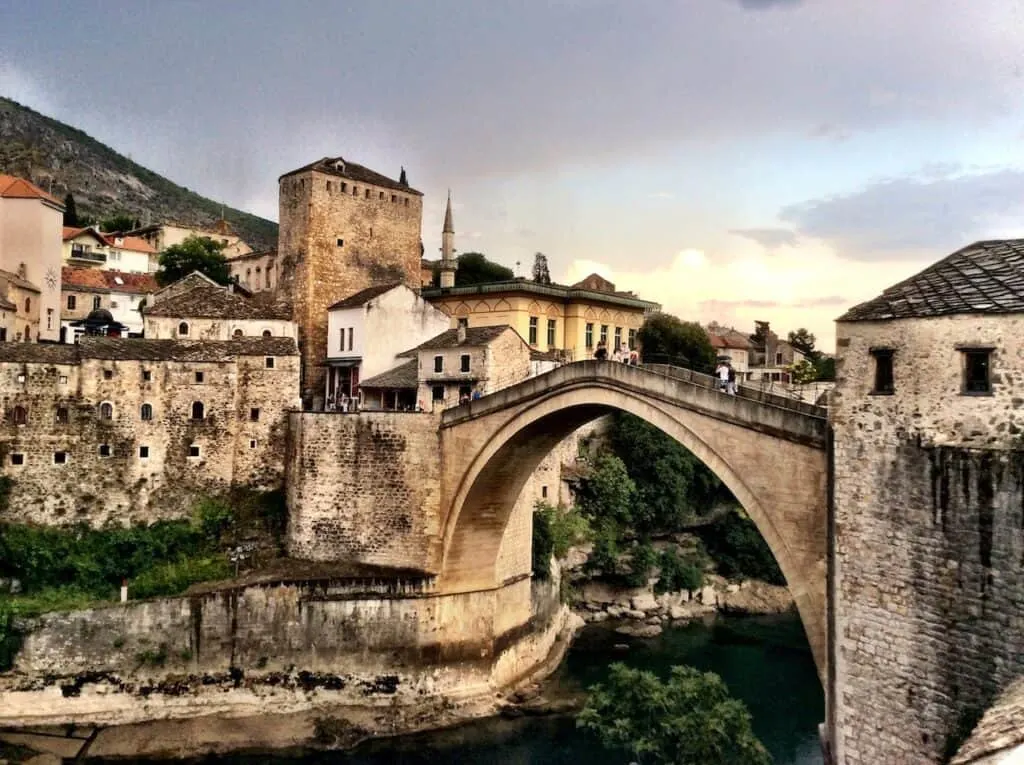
[[437, 360, 830, 678]]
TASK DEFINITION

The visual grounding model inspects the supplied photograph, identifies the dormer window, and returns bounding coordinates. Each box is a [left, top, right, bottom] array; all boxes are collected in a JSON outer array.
[[870, 348, 894, 394]]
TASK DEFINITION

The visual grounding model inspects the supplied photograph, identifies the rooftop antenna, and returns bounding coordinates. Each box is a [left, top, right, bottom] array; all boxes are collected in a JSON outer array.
[[515, 260, 521, 277]]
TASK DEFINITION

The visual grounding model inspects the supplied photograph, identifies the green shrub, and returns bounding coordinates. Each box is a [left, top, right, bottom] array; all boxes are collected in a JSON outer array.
[[535, 502, 591, 559], [624, 540, 657, 587], [656, 548, 705, 594], [130, 555, 231, 599], [586, 523, 621, 575], [696, 508, 785, 585], [532, 508, 555, 581]]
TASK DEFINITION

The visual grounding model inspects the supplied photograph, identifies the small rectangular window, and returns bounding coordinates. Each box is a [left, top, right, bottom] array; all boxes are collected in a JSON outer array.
[[249, 439, 257, 449], [628, 328, 637, 350], [963, 349, 992, 394], [339, 328, 344, 351], [614, 327, 622, 351], [142, 370, 151, 382], [600, 325, 608, 345], [67, 295, 76, 310], [53, 451, 67, 465], [10, 453, 24, 466], [457, 317, 469, 329], [547, 319, 557, 348], [432, 385, 445, 401], [434, 355, 443, 373], [56, 407, 68, 424], [98, 444, 111, 457], [16, 373, 25, 384], [337, 238, 344, 247], [871, 349, 894, 394], [188, 445, 201, 458], [529, 316, 538, 345], [460, 354, 471, 373], [265, 357, 275, 369], [59, 375, 68, 384], [103, 369, 113, 380], [347, 327, 353, 351], [195, 371, 204, 383], [139, 446, 150, 459], [585, 323, 594, 348], [250, 407, 260, 421], [541, 485, 548, 499]]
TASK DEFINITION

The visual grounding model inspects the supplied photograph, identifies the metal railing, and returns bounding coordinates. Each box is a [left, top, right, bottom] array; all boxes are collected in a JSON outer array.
[[69, 248, 106, 263]]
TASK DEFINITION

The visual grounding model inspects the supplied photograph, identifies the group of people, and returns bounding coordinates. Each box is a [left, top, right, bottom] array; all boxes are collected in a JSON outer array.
[[716, 359, 738, 395], [594, 342, 639, 365], [458, 389, 484, 405]]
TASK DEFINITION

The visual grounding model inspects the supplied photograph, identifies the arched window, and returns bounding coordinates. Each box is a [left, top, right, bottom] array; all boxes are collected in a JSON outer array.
[[178, 322, 189, 337], [140, 403, 153, 421], [23, 327, 30, 342], [98, 402, 113, 420], [191, 401, 205, 420], [11, 405, 27, 425], [233, 328, 243, 338], [262, 329, 272, 338], [24, 297, 30, 313]]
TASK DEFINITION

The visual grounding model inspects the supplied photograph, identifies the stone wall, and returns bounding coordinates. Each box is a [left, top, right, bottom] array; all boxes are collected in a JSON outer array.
[[0, 338, 300, 526], [144, 315, 297, 341], [832, 314, 1024, 764], [277, 169, 424, 396], [286, 411, 443, 570]]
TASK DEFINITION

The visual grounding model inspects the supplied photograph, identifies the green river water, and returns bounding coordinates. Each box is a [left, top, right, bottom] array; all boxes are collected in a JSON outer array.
[[215, 613, 824, 765]]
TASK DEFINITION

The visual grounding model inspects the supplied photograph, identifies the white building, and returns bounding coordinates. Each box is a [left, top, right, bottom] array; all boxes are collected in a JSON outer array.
[[63, 228, 156, 274], [324, 283, 451, 409], [60, 267, 159, 340]]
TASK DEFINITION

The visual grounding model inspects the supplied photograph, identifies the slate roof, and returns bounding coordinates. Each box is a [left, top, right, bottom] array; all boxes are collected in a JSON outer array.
[[144, 277, 291, 320], [839, 239, 1024, 322], [359, 359, 418, 389], [398, 325, 515, 357], [279, 157, 422, 195], [226, 248, 276, 263], [950, 677, 1024, 764], [707, 325, 753, 350], [328, 283, 405, 310], [0, 337, 298, 365], [0, 295, 16, 311], [0, 269, 40, 293], [0, 175, 61, 206], [62, 267, 158, 295]]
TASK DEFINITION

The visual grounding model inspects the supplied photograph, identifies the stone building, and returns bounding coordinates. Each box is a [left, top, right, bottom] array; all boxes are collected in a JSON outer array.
[[276, 157, 424, 398], [324, 282, 450, 409], [830, 238, 1024, 764], [0, 336, 300, 526], [61, 266, 158, 339], [0, 175, 64, 342], [0, 267, 41, 342], [227, 249, 278, 292], [143, 272, 296, 340]]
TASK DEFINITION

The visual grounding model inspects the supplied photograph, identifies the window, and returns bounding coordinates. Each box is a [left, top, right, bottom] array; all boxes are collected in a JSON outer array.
[[59, 375, 68, 384], [365, 189, 370, 199], [103, 369, 113, 380], [541, 485, 548, 499], [0, 328, 7, 341], [341, 182, 347, 193], [460, 354, 471, 373], [191, 401, 205, 420], [459, 384, 472, 401], [457, 317, 469, 330], [140, 403, 153, 421], [233, 328, 243, 338], [434, 355, 443, 373], [142, 370, 151, 382], [529, 316, 538, 345], [265, 357, 275, 369], [98, 402, 113, 420], [379, 191, 384, 200], [11, 405, 27, 425], [249, 407, 260, 422], [547, 319, 557, 347], [110, 301, 119, 309], [432, 385, 445, 401], [249, 439, 257, 449], [265, 268, 271, 289], [600, 325, 608, 345], [178, 322, 189, 337], [10, 453, 23, 466], [56, 406, 68, 424], [352, 186, 358, 196], [404, 197, 409, 207], [326, 181, 332, 192], [871, 349, 894, 394], [139, 446, 150, 459], [188, 445, 201, 458], [92, 296, 101, 311], [24, 297, 30, 313], [391, 194, 397, 203], [98, 444, 111, 458], [962, 349, 993, 394], [614, 327, 622, 351], [53, 451, 67, 465], [347, 327, 353, 351], [339, 328, 344, 351], [775, 352, 784, 366], [67, 295, 77, 310], [23, 328, 29, 342], [46, 308, 53, 330], [628, 329, 637, 350], [194, 371, 204, 383], [16, 373, 24, 383], [262, 329, 272, 338], [585, 323, 594, 348]]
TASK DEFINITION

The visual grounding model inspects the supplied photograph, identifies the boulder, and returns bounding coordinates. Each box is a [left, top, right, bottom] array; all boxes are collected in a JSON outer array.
[[606, 605, 625, 619], [699, 585, 718, 606], [615, 623, 663, 638], [624, 609, 647, 620], [631, 592, 659, 612]]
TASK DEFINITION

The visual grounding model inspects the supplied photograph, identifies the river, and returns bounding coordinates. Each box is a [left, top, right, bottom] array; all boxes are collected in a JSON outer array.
[[217, 613, 823, 765]]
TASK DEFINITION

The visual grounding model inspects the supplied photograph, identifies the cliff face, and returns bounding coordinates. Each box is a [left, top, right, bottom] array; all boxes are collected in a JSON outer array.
[[0, 97, 277, 250]]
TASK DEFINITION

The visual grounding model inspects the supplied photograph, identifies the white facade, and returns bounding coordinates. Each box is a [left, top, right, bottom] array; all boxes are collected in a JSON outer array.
[[105, 237, 154, 274], [0, 194, 63, 342], [144, 316, 297, 341]]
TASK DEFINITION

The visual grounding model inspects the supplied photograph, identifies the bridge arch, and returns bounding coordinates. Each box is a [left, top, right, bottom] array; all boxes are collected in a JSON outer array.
[[438, 366, 828, 680]]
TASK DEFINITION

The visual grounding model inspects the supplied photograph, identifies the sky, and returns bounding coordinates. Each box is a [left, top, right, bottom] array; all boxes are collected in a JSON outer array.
[[3, 0, 1024, 351]]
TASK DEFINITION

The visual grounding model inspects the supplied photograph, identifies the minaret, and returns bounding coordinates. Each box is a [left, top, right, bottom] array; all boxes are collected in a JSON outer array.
[[439, 190, 457, 288]]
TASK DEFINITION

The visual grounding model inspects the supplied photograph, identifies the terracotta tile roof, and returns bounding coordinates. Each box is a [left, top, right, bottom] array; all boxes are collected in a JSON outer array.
[[0, 175, 62, 206], [398, 325, 515, 357], [62, 226, 107, 244], [144, 276, 291, 320], [61, 267, 158, 295], [280, 156, 422, 195], [840, 239, 1024, 322], [328, 282, 404, 310], [706, 325, 753, 350], [0, 269, 41, 293], [108, 235, 156, 254], [0, 337, 298, 364], [360, 359, 418, 389]]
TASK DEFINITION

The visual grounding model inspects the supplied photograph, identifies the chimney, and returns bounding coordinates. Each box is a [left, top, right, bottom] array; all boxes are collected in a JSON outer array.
[[457, 324, 466, 344]]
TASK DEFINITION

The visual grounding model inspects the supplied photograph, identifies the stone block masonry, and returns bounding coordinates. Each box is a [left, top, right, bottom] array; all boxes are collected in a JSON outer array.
[[286, 411, 443, 571]]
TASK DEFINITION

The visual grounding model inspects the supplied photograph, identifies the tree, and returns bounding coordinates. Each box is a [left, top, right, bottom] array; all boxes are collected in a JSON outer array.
[[787, 328, 818, 359], [575, 452, 637, 530], [433, 252, 514, 287], [638, 313, 716, 373], [532, 252, 552, 284], [788, 358, 818, 385], [399, 166, 408, 186], [577, 663, 772, 765], [62, 193, 79, 227], [156, 235, 231, 287], [813, 355, 836, 381], [99, 213, 140, 233]]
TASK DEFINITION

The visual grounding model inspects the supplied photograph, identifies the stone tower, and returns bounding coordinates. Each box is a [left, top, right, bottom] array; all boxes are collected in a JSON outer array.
[[276, 157, 424, 395], [439, 191, 457, 289]]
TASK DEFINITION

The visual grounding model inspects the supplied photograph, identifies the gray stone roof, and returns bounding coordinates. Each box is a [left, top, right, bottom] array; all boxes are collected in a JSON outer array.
[[0, 337, 298, 364], [839, 239, 1024, 322], [360, 359, 418, 389], [144, 277, 291, 321], [279, 156, 422, 195], [328, 282, 405, 310], [398, 325, 515, 357], [952, 677, 1024, 764]]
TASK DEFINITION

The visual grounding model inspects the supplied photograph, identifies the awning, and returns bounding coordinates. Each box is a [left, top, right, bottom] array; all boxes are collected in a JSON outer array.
[[322, 357, 362, 368]]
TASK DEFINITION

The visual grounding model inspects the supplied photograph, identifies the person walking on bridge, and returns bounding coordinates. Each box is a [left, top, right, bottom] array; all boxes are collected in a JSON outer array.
[[727, 363, 737, 395], [717, 360, 729, 392]]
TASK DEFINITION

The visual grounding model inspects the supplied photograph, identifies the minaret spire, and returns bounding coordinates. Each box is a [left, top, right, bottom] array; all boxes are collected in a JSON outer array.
[[439, 190, 457, 288]]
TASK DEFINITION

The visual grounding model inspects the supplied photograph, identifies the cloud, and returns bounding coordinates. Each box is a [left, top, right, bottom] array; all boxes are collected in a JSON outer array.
[[729, 228, 799, 250], [779, 166, 1024, 260], [808, 123, 851, 142], [736, 0, 804, 9]]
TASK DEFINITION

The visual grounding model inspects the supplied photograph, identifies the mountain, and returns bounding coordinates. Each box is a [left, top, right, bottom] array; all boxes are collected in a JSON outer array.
[[0, 97, 278, 251]]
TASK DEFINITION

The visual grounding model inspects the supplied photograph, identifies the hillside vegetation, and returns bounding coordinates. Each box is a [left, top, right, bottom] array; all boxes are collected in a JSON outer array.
[[0, 97, 277, 250]]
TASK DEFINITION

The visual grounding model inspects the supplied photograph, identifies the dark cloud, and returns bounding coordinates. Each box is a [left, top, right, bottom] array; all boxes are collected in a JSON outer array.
[[729, 228, 799, 249], [779, 167, 1024, 260]]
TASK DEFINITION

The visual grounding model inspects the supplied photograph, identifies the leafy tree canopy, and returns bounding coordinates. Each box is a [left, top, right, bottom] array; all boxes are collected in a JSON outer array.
[[433, 252, 514, 287], [577, 663, 772, 765], [99, 213, 141, 233], [788, 358, 818, 385], [156, 235, 231, 287], [638, 313, 716, 373], [787, 328, 818, 359], [575, 451, 637, 529]]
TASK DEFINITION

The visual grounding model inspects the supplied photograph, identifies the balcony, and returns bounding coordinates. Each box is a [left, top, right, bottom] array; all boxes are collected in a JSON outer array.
[[69, 248, 106, 264]]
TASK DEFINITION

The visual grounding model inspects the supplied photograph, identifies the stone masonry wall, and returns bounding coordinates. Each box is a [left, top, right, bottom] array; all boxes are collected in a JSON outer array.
[[832, 314, 1024, 764], [277, 170, 423, 396], [286, 411, 443, 571]]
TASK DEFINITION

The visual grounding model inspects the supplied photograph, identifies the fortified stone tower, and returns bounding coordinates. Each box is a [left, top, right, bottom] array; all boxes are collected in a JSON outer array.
[[277, 157, 424, 395], [439, 191, 457, 289]]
